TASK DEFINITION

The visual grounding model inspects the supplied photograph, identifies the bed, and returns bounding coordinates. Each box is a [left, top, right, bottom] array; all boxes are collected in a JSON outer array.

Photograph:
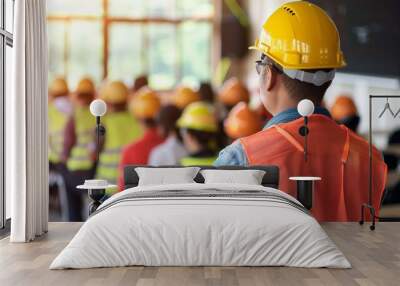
[[50, 165, 350, 269]]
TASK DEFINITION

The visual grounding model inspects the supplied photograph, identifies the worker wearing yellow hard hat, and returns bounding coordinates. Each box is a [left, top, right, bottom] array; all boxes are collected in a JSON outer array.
[[48, 77, 72, 167], [96, 80, 143, 189], [331, 95, 360, 132], [117, 88, 165, 191], [63, 77, 97, 221], [48, 77, 73, 221], [215, 1, 387, 222], [173, 86, 201, 110], [224, 102, 263, 141], [178, 102, 219, 166]]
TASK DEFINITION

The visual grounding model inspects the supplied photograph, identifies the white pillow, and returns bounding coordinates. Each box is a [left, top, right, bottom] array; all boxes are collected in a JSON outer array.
[[200, 169, 266, 185], [136, 167, 200, 186]]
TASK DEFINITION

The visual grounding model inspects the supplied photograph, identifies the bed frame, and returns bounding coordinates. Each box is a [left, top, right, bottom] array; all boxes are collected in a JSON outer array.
[[123, 165, 280, 190]]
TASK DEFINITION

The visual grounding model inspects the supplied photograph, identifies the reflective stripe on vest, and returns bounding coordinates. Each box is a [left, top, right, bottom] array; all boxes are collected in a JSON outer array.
[[96, 111, 143, 183], [240, 114, 387, 222], [67, 107, 95, 171], [48, 103, 69, 163], [180, 156, 217, 166]]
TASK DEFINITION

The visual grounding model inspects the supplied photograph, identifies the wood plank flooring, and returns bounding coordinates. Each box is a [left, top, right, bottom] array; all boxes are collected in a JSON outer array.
[[0, 222, 399, 286]]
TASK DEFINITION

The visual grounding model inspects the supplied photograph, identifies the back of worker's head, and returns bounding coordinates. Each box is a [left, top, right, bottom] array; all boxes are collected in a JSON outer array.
[[331, 95, 360, 132], [177, 102, 218, 152], [49, 77, 69, 100], [130, 87, 161, 129], [99, 80, 129, 111], [172, 86, 200, 110], [74, 77, 95, 106], [198, 82, 215, 103], [156, 105, 182, 137], [252, 1, 345, 115]]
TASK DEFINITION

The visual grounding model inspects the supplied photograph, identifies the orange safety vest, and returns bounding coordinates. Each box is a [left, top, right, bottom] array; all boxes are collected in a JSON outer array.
[[241, 115, 387, 222]]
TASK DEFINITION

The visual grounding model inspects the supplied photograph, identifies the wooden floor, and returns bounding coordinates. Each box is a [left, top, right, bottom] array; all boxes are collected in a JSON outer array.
[[0, 223, 399, 286]]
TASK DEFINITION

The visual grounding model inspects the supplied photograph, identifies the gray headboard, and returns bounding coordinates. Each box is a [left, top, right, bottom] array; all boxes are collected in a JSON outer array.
[[123, 165, 280, 190]]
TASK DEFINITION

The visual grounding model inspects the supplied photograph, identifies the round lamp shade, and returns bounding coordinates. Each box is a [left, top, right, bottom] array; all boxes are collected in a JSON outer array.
[[90, 99, 107, 117], [297, 99, 315, 117]]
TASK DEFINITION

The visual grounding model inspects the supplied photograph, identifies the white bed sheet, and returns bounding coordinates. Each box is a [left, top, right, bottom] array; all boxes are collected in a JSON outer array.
[[50, 183, 351, 269]]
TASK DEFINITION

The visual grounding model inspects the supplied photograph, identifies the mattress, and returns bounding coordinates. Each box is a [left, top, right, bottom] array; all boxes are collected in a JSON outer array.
[[50, 183, 351, 269]]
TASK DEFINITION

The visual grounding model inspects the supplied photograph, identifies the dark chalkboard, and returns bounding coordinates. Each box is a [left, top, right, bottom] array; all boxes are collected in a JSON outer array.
[[310, 0, 400, 78]]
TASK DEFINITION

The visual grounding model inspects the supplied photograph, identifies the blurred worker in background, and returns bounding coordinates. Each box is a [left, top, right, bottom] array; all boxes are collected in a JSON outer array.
[[149, 105, 188, 166], [218, 77, 250, 115], [177, 102, 219, 166], [118, 88, 164, 190], [215, 1, 387, 221], [217, 78, 251, 148], [48, 77, 72, 221], [224, 102, 263, 143], [173, 86, 200, 110], [382, 130, 400, 205], [331, 95, 360, 132], [129, 75, 149, 102], [131, 75, 149, 93], [62, 77, 96, 221], [198, 82, 216, 104], [96, 81, 142, 189], [48, 77, 72, 170]]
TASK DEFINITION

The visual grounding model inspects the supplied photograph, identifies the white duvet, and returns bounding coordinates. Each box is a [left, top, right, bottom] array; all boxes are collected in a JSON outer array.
[[50, 183, 351, 269]]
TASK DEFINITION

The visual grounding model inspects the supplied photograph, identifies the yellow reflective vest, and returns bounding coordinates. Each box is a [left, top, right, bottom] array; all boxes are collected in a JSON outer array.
[[48, 103, 69, 164], [180, 156, 217, 166], [67, 106, 95, 171], [96, 111, 142, 184]]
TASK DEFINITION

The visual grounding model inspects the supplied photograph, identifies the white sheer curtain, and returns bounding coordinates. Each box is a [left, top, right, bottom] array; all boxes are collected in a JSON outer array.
[[7, 0, 48, 242]]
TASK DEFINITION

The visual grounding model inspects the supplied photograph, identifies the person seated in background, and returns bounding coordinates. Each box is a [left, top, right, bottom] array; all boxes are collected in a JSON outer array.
[[216, 78, 251, 148], [96, 81, 143, 191], [198, 82, 216, 104], [224, 102, 263, 144], [48, 77, 72, 220], [218, 77, 250, 116], [382, 130, 400, 205], [214, 1, 387, 221], [131, 75, 148, 93], [118, 88, 164, 191], [331, 94, 360, 132], [128, 75, 149, 102], [148, 105, 188, 166], [48, 77, 72, 171], [172, 86, 200, 110], [62, 77, 97, 221], [177, 102, 219, 166]]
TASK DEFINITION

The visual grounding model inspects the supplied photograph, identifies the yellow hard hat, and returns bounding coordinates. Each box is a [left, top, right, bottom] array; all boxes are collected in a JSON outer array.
[[76, 77, 95, 95], [100, 81, 129, 104], [250, 1, 346, 71], [224, 102, 263, 139], [173, 86, 200, 109], [49, 77, 69, 98], [331, 95, 358, 121], [177, 102, 218, 133], [219, 78, 250, 107], [130, 87, 161, 119]]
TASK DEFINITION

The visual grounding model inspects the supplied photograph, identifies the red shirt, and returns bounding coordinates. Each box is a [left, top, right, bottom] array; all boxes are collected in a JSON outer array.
[[118, 128, 165, 191]]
